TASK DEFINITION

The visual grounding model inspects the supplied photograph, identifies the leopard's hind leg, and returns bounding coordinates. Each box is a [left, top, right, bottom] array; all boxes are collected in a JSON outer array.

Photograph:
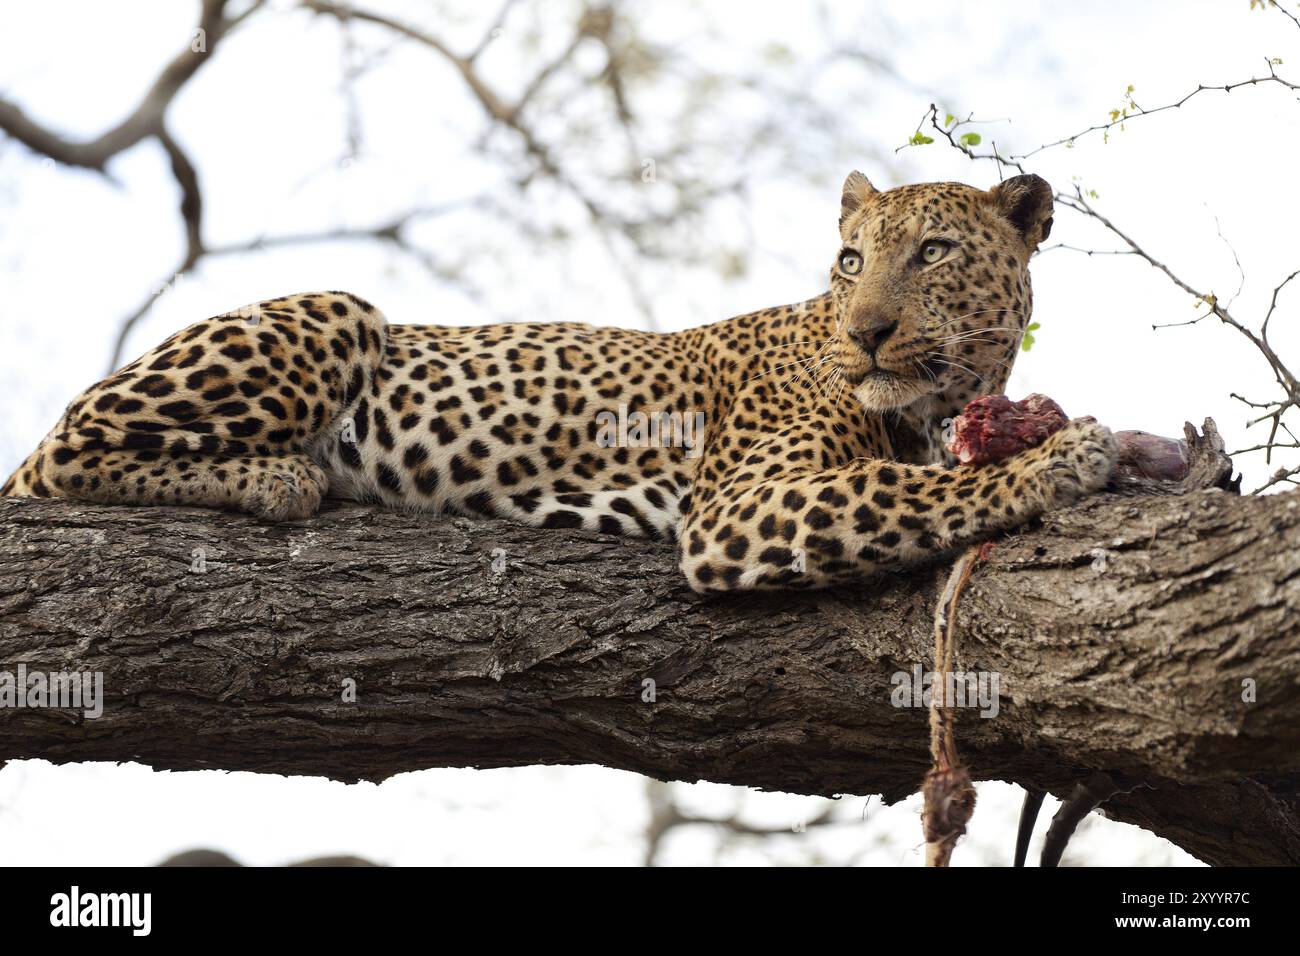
[[6, 291, 386, 521], [34, 444, 330, 520]]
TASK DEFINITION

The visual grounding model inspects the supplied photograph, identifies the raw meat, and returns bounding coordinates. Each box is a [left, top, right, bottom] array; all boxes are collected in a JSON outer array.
[[947, 394, 1069, 467]]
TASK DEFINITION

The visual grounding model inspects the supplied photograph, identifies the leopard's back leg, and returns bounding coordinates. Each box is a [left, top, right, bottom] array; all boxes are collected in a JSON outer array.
[[32, 446, 330, 520], [5, 291, 386, 520]]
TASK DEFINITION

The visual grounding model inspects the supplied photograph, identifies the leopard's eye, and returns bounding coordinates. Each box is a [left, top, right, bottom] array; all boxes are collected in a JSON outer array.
[[920, 240, 952, 265], [838, 249, 863, 275]]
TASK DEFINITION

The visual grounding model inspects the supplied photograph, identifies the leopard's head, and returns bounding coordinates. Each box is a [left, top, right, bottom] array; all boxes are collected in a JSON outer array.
[[831, 171, 1054, 415]]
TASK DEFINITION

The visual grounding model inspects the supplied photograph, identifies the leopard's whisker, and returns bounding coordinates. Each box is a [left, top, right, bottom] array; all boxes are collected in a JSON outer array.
[[782, 339, 839, 396], [720, 338, 824, 371], [926, 339, 1018, 372], [787, 349, 838, 399], [925, 355, 995, 392], [935, 335, 1024, 353], [934, 327, 1019, 341], [740, 354, 826, 388], [930, 307, 1028, 330], [913, 356, 940, 384]]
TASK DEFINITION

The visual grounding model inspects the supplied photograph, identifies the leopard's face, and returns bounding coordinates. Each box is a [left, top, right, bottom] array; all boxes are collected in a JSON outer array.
[[830, 171, 1055, 412]]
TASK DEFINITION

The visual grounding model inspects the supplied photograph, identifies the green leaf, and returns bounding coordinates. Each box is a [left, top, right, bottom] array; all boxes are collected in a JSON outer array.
[[944, 113, 955, 128], [959, 132, 981, 147], [910, 132, 934, 145], [1020, 321, 1041, 353]]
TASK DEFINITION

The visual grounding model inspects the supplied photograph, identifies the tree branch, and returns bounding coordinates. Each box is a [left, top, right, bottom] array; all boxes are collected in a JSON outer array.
[[1, 478, 1297, 865], [0, 0, 234, 172]]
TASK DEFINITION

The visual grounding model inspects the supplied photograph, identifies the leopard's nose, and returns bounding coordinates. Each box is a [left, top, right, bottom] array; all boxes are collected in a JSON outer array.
[[847, 315, 898, 354]]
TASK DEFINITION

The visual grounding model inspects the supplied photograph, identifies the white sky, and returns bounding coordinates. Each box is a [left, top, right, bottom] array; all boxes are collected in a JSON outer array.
[[3, 0, 1292, 865]]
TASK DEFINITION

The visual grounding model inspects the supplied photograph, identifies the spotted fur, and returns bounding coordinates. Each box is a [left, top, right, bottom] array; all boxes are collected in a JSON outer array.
[[3, 173, 1116, 592]]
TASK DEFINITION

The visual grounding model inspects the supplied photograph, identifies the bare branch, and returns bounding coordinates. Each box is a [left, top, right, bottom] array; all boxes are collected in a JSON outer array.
[[0, 0, 235, 171], [467, 0, 520, 63], [899, 55, 1298, 170]]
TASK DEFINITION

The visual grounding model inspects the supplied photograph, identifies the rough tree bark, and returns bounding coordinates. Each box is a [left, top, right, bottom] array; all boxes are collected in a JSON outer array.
[[0, 477, 1297, 865]]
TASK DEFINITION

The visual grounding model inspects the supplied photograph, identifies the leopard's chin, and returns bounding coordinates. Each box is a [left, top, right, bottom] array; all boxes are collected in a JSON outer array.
[[850, 369, 942, 411]]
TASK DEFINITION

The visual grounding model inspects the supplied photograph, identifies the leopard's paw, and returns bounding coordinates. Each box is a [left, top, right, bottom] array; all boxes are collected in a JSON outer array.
[[242, 462, 327, 521], [1032, 418, 1118, 510]]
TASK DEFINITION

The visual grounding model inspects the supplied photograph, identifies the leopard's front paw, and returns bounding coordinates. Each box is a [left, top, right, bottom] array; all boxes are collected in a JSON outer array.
[[1031, 418, 1119, 510]]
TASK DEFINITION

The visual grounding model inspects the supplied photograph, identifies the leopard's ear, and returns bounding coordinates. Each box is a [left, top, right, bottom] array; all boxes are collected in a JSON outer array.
[[840, 170, 878, 234], [988, 174, 1055, 251]]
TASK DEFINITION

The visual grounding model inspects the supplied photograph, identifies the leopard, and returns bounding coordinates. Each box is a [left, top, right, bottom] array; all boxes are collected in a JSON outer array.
[[2, 171, 1117, 593]]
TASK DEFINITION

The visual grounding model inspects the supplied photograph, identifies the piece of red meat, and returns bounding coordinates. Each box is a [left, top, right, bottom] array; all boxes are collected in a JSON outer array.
[[947, 394, 1069, 467]]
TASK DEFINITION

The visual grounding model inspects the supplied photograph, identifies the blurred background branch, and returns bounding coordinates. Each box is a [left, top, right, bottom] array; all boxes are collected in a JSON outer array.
[[0, 0, 904, 370]]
